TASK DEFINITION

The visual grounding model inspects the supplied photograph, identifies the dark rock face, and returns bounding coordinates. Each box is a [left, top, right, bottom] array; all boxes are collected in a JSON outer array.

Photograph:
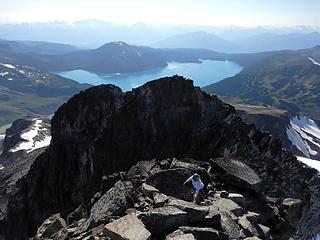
[[5, 76, 320, 239]]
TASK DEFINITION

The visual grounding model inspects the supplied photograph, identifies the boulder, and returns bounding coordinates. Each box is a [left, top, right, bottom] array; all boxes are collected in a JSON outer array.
[[213, 198, 243, 217], [203, 205, 221, 227], [35, 214, 66, 240], [168, 198, 209, 223], [281, 198, 303, 225], [175, 226, 228, 240], [138, 206, 188, 235], [127, 160, 156, 179], [101, 214, 151, 240], [238, 216, 260, 237], [90, 181, 133, 223], [210, 158, 262, 192], [153, 193, 169, 207], [244, 237, 262, 240], [170, 158, 211, 173], [220, 211, 241, 239], [142, 183, 159, 198], [166, 233, 195, 240]]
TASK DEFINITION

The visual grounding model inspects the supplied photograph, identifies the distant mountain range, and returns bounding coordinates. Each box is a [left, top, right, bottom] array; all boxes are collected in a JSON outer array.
[[0, 62, 90, 125], [203, 46, 320, 121], [153, 31, 320, 53], [0, 39, 79, 55], [0, 20, 320, 52]]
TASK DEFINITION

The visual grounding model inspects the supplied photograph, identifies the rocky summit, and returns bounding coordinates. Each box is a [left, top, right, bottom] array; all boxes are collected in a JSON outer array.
[[3, 76, 320, 239]]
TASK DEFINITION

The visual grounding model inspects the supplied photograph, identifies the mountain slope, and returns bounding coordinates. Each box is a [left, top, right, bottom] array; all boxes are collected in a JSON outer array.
[[4, 76, 320, 239], [152, 31, 237, 53], [0, 39, 78, 55], [204, 46, 320, 120], [0, 118, 51, 230], [0, 62, 90, 125], [235, 104, 320, 160]]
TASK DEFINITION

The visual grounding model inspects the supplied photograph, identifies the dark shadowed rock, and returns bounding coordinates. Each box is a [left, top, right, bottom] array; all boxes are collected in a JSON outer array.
[[35, 214, 66, 240], [281, 198, 303, 225], [90, 181, 133, 223], [146, 168, 208, 201], [174, 226, 229, 240], [210, 158, 262, 192]]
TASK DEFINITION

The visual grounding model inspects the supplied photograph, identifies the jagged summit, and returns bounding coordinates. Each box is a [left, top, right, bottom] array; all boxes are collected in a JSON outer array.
[[4, 76, 320, 239]]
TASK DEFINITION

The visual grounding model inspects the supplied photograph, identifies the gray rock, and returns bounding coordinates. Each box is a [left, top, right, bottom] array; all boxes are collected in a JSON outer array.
[[35, 213, 66, 240], [168, 198, 209, 223], [127, 160, 156, 179], [101, 214, 151, 240], [90, 180, 133, 223], [244, 237, 262, 240], [213, 198, 243, 217], [153, 192, 169, 207], [142, 183, 159, 198], [238, 216, 260, 237], [220, 211, 241, 239], [210, 158, 262, 192], [176, 226, 229, 240], [170, 158, 211, 172], [166, 233, 196, 240], [138, 206, 188, 235]]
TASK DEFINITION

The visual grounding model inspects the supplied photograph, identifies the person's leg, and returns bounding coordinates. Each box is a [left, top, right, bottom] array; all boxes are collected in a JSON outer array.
[[193, 187, 200, 203]]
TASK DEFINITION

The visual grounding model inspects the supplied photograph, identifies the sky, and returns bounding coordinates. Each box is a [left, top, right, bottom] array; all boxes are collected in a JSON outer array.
[[1, 0, 319, 26]]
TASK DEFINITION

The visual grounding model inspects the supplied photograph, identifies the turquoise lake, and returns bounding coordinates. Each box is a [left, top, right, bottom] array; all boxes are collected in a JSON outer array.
[[57, 60, 242, 92]]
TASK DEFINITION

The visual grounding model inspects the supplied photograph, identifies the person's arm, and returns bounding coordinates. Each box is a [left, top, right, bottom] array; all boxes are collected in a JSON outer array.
[[183, 176, 193, 186]]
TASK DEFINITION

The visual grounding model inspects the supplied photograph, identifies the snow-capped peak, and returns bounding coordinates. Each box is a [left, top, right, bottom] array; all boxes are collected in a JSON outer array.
[[286, 115, 320, 158], [9, 119, 51, 153], [308, 57, 320, 66]]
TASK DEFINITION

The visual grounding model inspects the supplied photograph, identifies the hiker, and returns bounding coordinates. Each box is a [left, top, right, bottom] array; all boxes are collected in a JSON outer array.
[[183, 173, 204, 204]]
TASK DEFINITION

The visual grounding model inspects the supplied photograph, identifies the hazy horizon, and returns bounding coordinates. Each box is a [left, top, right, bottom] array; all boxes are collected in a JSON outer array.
[[1, 0, 320, 26]]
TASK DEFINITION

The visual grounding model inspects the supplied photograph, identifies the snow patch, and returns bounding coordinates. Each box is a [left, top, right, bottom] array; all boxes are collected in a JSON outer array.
[[9, 119, 51, 153], [18, 70, 25, 74], [308, 57, 320, 66], [0, 165, 4, 170], [7, 78, 13, 81], [0, 63, 15, 69], [296, 156, 320, 172], [286, 115, 320, 158], [137, 51, 142, 57], [0, 72, 9, 76]]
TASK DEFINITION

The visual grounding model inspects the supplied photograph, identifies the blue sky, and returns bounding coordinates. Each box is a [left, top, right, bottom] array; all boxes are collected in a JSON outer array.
[[1, 0, 319, 26]]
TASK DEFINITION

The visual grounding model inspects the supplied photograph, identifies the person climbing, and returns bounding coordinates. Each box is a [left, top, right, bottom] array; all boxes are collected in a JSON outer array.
[[183, 173, 204, 204]]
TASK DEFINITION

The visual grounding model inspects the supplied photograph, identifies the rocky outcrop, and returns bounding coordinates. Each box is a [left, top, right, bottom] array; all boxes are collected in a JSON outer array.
[[5, 76, 320, 239]]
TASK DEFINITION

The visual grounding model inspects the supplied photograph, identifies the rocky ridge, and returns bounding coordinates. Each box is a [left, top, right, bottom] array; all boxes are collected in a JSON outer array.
[[4, 76, 320, 239]]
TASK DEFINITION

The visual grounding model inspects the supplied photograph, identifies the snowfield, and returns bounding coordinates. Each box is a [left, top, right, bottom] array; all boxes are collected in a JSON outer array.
[[9, 119, 51, 153], [296, 156, 320, 172], [286, 115, 320, 158], [308, 57, 320, 66], [0, 63, 16, 69], [0, 72, 9, 76]]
